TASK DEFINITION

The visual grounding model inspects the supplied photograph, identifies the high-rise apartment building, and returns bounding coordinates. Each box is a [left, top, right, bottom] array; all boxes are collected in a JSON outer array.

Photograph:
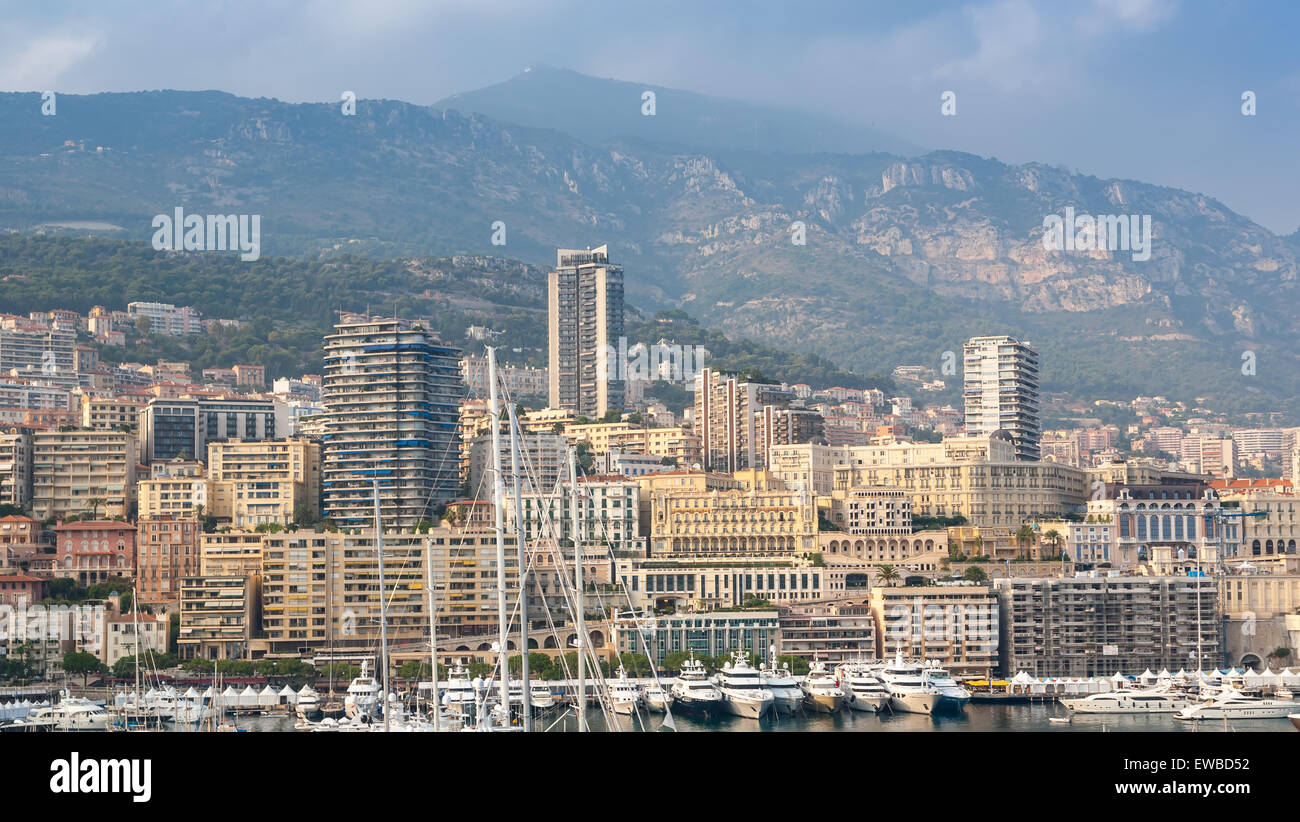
[[126, 301, 203, 336], [547, 245, 624, 417], [963, 335, 1040, 461], [0, 429, 33, 509], [207, 438, 320, 527], [694, 368, 794, 472], [321, 319, 463, 527], [31, 429, 138, 520], [995, 575, 1220, 676], [136, 515, 200, 609], [138, 397, 287, 464], [0, 325, 77, 387]]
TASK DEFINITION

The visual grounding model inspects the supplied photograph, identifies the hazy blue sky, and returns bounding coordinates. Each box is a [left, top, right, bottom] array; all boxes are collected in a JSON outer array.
[[4, 0, 1297, 233]]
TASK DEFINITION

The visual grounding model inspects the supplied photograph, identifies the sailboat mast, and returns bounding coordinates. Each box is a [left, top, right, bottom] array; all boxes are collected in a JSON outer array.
[[373, 478, 390, 733], [507, 403, 531, 732], [487, 347, 512, 721], [132, 585, 140, 724], [425, 541, 439, 732], [569, 447, 586, 732]]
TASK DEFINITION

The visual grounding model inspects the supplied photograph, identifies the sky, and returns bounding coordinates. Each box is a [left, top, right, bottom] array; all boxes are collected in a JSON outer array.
[[2, 0, 1297, 233]]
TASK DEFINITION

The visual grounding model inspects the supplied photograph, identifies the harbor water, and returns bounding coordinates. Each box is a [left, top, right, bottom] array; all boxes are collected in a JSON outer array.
[[136, 702, 1297, 733]]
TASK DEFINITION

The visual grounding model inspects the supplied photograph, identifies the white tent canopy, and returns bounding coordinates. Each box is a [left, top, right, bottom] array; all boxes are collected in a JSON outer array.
[[238, 685, 259, 707]]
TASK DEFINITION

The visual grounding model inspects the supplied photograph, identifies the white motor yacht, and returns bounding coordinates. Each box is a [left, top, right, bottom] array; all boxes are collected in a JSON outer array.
[[26, 696, 111, 732], [670, 655, 724, 718], [801, 660, 844, 713], [1061, 686, 1191, 714], [642, 682, 672, 713], [758, 646, 802, 715], [440, 661, 479, 716], [878, 652, 941, 715], [529, 681, 555, 711], [345, 661, 382, 719], [716, 652, 774, 719], [835, 662, 889, 713], [923, 663, 971, 712], [1174, 690, 1296, 720], [609, 666, 643, 715], [296, 686, 321, 720]]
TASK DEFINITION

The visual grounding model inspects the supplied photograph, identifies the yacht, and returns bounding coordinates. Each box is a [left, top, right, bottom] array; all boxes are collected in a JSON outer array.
[[801, 660, 844, 713], [715, 651, 774, 719], [26, 696, 111, 732], [441, 661, 479, 717], [1290, 713, 1300, 731], [609, 666, 643, 715], [835, 662, 889, 713], [924, 663, 972, 712], [761, 656, 804, 716], [296, 686, 322, 721], [669, 655, 724, 718], [1174, 690, 1297, 720], [642, 682, 672, 713], [345, 660, 382, 719], [878, 653, 942, 715], [529, 681, 555, 711], [1061, 686, 1191, 714]]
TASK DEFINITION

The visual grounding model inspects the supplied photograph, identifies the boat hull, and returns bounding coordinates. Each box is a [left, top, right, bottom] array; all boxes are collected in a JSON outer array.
[[803, 692, 843, 713], [888, 691, 940, 714], [611, 698, 640, 716], [1060, 699, 1187, 714], [844, 692, 889, 713], [1175, 706, 1294, 720], [644, 694, 671, 713], [935, 692, 970, 713], [672, 695, 724, 719], [770, 690, 802, 715], [1290, 713, 1300, 731], [722, 694, 772, 719]]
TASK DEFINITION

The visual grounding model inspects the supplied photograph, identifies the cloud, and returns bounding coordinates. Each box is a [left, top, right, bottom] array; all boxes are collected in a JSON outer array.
[[0, 31, 101, 91]]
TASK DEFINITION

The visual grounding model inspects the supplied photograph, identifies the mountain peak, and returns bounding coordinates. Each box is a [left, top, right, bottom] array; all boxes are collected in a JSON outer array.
[[433, 67, 921, 156]]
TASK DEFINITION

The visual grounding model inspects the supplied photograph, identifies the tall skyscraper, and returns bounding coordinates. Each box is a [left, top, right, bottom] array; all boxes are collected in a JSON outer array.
[[963, 335, 1041, 461], [548, 245, 624, 417], [321, 318, 463, 527]]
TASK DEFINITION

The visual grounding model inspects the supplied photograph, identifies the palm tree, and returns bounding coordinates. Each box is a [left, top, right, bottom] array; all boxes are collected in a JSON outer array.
[[85, 497, 106, 520], [877, 565, 900, 587], [1042, 529, 1064, 560], [972, 534, 985, 558], [1014, 524, 1036, 558]]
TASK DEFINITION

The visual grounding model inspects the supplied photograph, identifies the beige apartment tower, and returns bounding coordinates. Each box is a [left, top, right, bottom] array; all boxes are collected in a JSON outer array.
[[547, 245, 624, 417]]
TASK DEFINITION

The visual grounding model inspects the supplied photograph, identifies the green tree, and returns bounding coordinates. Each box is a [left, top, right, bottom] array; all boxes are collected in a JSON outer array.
[[877, 565, 900, 587], [777, 655, 810, 676], [613, 653, 653, 676], [507, 652, 552, 678], [62, 651, 106, 686], [661, 651, 691, 674], [1014, 524, 1037, 557], [1041, 529, 1064, 559], [963, 566, 989, 582], [85, 497, 106, 520]]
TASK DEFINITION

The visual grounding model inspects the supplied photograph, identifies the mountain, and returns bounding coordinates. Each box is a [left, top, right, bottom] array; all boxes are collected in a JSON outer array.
[[0, 234, 876, 400], [0, 81, 1295, 416], [433, 66, 923, 156]]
